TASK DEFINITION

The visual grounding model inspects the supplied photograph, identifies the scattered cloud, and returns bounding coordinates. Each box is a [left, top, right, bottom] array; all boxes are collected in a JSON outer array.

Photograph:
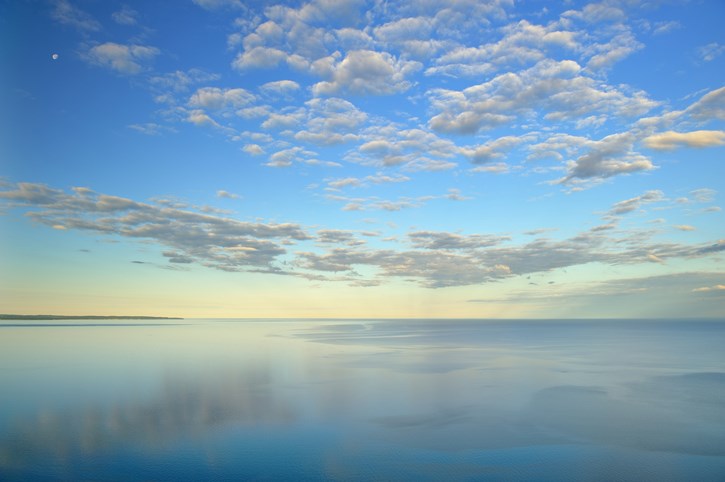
[[260, 80, 301, 98], [0, 182, 309, 272], [192, 0, 244, 10], [312, 50, 421, 96], [673, 225, 696, 232], [86, 42, 160, 75], [112, 5, 139, 26], [428, 59, 657, 135], [557, 133, 654, 185], [642, 130, 725, 150], [2, 182, 724, 291], [216, 190, 240, 199], [690, 188, 716, 203], [51, 0, 101, 33], [242, 144, 265, 155], [692, 284, 725, 293], [188, 87, 255, 110], [608, 190, 665, 215], [697, 43, 725, 62], [128, 123, 176, 136]]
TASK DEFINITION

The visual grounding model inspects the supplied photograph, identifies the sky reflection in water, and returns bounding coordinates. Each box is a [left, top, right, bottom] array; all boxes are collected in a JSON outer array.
[[1, 319, 724, 480]]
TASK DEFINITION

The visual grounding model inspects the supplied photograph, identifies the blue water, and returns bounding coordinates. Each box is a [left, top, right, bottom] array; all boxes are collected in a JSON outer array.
[[1, 319, 724, 480]]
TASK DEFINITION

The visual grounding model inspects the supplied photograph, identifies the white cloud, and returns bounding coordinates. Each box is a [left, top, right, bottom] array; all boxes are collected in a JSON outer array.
[[149, 69, 221, 94], [0, 182, 309, 272], [242, 144, 265, 155], [608, 190, 664, 215], [585, 30, 642, 71], [460, 136, 529, 164], [86, 42, 160, 75], [697, 43, 725, 62], [192, 0, 244, 10], [557, 132, 655, 185], [643, 130, 725, 150], [188, 87, 255, 110], [232, 46, 308, 70], [350, 127, 459, 171], [216, 190, 240, 199], [470, 163, 510, 174], [652, 21, 680, 35], [261, 109, 305, 130], [328, 177, 362, 189], [4, 182, 725, 290], [409, 231, 508, 250], [428, 59, 657, 134], [128, 123, 176, 136], [260, 80, 301, 97], [112, 5, 139, 26], [686, 86, 725, 122], [51, 0, 101, 32], [326, 173, 410, 190], [294, 97, 367, 145], [673, 225, 696, 232], [312, 50, 421, 96], [266, 147, 318, 168], [690, 188, 716, 203], [427, 19, 579, 77]]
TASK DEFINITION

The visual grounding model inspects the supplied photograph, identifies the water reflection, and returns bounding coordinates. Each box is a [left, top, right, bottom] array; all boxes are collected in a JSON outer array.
[[0, 364, 296, 472], [1, 320, 724, 480]]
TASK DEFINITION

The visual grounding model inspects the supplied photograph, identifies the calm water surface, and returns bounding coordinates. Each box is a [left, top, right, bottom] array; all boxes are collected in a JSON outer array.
[[1, 319, 724, 481]]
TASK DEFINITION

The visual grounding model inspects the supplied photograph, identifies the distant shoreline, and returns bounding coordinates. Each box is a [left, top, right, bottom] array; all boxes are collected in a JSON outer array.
[[0, 314, 183, 320]]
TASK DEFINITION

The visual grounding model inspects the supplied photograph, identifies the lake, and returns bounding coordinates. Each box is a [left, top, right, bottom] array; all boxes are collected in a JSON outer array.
[[1, 319, 724, 481]]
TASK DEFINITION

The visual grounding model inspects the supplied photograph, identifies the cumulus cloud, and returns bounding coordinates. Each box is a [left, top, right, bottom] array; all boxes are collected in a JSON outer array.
[[312, 50, 421, 96], [216, 190, 240, 199], [349, 127, 459, 171], [460, 136, 529, 164], [293, 97, 367, 145], [260, 80, 301, 98], [557, 132, 654, 185], [86, 42, 159, 75], [188, 87, 255, 110], [266, 147, 318, 167], [642, 130, 725, 150], [242, 144, 265, 155], [585, 30, 642, 71], [232, 47, 307, 71], [427, 19, 579, 77], [428, 59, 657, 134]]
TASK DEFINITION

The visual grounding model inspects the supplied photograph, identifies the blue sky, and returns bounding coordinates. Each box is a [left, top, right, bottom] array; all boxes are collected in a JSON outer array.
[[1, 0, 724, 318]]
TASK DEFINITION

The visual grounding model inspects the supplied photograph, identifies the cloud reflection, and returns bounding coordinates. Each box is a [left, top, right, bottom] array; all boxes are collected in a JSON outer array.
[[0, 365, 296, 471]]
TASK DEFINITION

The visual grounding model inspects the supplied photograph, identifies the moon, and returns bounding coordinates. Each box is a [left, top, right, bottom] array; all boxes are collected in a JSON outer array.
[[51, 53, 59, 60]]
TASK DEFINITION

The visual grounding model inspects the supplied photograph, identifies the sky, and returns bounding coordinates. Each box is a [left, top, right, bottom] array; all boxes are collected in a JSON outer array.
[[0, 0, 724, 319]]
